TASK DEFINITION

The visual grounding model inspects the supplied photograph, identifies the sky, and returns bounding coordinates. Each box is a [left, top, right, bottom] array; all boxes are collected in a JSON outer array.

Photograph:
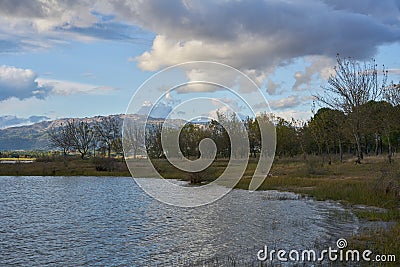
[[0, 0, 400, 128]]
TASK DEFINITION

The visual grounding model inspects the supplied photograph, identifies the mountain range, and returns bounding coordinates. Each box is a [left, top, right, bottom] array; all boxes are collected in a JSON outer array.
[[0, 114, 127, 151], [0, 114, 187, 151]]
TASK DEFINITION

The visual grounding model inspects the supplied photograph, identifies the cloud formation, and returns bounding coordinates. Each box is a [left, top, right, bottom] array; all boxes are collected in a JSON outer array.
[[1, 0, 399, 121], [0, 65, 51, 101], [122, 0, 400, 73], [266, 79, 283, 95], [0, 65, 118, 101], [37, 79, 117, 96], [270, 95, 302, 110], [292, 56, 335, 91], [0, 0, 150, 53], [1, 1, 399, 69]]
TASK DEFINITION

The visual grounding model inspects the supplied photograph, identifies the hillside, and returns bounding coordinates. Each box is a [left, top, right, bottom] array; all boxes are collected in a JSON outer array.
[[0, 120, 52, 150], [0, 114, 183, 151], [0, 115, 126, 151]]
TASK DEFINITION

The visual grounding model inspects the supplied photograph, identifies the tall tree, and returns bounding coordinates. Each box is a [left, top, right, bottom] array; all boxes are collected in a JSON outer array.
[[245, 117, 261, 158], [94, 116, 121, 158], [309, 108, 347, 163], [383, 82, 400, 161], [145, 123, 164, 159], [47, 123, 73, 155], [67, 120, 95, 159], [384, 82, 400, 107], [275, 117, 299, 157], [316, 54, 388, 163], [123, 120, 145, 159]]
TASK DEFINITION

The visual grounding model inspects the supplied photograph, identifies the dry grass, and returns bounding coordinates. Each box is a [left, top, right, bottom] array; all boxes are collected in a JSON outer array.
[[0, 156, 130, 177]]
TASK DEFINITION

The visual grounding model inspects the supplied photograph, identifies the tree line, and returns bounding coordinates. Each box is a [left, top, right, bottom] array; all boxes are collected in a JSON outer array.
[[143, 55, 400, 164], [48, 104, 400, 163]]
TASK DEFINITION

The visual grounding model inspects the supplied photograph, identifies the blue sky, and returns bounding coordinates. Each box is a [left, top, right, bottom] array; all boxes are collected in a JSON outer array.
[[0, 0, 399, 128]]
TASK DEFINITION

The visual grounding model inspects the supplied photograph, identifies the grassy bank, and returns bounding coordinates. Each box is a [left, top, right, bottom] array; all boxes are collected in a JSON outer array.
[[0, 156, 130, 177], [237, 156, 400, 209]]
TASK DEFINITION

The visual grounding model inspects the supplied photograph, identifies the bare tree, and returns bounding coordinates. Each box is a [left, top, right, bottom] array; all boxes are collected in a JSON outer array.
[[316, 54, 388, 163], [384, 82, 400, 106], [123, 120, 145, 158], [47, 123, 73, 155], [94, 116, 121, 158], [67, 119, 95, 159]]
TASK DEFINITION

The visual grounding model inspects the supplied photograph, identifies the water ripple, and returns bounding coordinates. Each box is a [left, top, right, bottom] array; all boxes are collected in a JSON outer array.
[[0, 176, 359, 266]]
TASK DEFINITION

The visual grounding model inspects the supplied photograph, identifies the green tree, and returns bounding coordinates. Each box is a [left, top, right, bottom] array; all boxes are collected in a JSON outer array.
[[309, 108, 347, 163], [364, 101, 399, 163], [245, 117, 261, 158], [145, 123, 164, 159], [316, 54, 388, 163], [275, 117, 299, 157]]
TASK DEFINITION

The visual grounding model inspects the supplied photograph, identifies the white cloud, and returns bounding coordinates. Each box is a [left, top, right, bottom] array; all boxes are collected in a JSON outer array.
[[0, 65, 50, 101], [274, 109, 313, 122], [0, 0, 149, 53], [137, 101, 171, 118], [387, 69, 400, 76], [270, 95, 302, 110], [37, 78, 117, 96], [120, 0, 400, 76], [1, 0, 399, 65], [292, 56, 335, 91], [266, 79, 283, 95], [0, 64, 117, 101], [176, 83, 223, 94], [0, 65, 36, 88], [1, 0, 399, 99]]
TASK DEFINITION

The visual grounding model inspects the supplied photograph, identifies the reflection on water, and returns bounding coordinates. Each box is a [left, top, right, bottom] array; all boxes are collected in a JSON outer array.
[[0, 176, 359, 266]]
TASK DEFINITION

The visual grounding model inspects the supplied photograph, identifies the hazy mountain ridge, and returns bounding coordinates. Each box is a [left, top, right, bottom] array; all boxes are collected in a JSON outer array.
[[0, 115, 51, 129], [0, 114, 125, 151], [0, 114, 183, 151]]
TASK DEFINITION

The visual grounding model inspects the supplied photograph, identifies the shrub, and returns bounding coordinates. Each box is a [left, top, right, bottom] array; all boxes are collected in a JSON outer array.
[[92, 157, 117, 172]]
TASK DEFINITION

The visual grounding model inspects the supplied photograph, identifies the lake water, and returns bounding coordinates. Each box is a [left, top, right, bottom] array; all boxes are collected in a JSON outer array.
[[0, 176, 360, 266]]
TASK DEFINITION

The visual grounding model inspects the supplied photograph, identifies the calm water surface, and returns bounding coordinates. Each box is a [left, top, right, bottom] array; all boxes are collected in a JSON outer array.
[[0, 176, 359, 266]]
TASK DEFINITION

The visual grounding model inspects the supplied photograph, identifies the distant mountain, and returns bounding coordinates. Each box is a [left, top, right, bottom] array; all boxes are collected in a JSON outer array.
[[0, 114, 126, 151], [0, 114, 184, 151], [0, 115, 50, 129], [0, 120, 52, 150]]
